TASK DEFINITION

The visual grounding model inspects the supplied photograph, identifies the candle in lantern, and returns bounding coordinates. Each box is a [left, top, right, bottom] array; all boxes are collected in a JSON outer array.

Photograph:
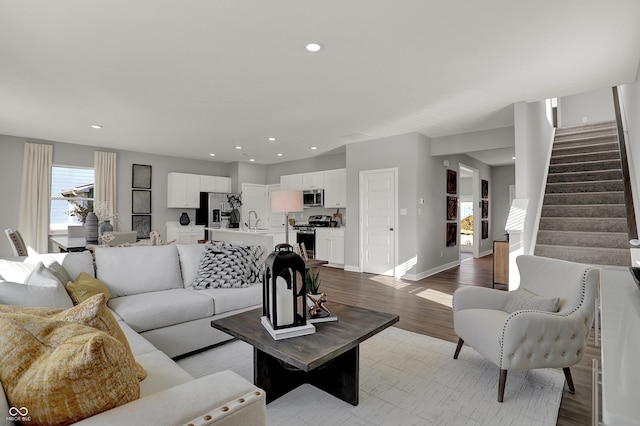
[[274, 276, 294, 326]]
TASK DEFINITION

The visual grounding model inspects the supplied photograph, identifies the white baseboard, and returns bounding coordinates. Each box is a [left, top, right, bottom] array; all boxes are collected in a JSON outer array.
[[479, 250, 492, 258], [409, 260, 461, 281], [344, 264, 360, 273]]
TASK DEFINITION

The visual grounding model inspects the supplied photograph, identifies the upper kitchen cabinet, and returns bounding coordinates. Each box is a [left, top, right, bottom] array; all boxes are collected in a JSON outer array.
[[167, 172, 201, 208], [302, 171, 324, 190], [200, 175, 231, 193], [323, 168, 347, 208], [280, 173, 304, 191]]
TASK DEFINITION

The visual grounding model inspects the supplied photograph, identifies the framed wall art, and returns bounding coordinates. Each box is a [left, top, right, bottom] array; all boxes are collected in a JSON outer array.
[[447, 196, 458, 221], [446, 169, 457, 194], [481, 179, 489, 199], [482, 220, 489, 239], [132, 190, 151, 214], [446, 222, 457, 247], [132, 164, 152, 189], [132, 215, 151, 239], [482, 200, 489, 219]]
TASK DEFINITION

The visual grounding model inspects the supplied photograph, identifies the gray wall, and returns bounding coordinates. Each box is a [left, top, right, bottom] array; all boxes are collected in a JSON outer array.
[[0, 134, 231, 257], [558, 87, 615, 127], [491, 165, 515, 241]]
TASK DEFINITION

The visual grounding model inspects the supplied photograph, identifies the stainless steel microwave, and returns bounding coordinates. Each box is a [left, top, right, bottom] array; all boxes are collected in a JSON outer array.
[[303, 190, 324, 207]]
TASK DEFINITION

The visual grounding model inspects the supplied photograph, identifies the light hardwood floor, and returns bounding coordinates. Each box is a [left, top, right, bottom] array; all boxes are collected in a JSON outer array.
[[318, 255, 598, 426]]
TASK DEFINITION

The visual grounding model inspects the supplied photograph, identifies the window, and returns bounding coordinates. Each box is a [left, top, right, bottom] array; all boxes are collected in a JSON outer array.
[[50, 166, 94, 232], [459, 201, 474, 246]]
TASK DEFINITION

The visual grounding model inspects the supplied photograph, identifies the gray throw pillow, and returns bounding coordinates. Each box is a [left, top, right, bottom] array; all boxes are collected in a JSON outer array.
[[503, 288, 560, 314], [193, 242, 258, 289]]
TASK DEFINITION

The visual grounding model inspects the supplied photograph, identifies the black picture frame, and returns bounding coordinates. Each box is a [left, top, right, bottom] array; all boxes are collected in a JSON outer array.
[[132, 215, 151, 239], [482, 220, 489, 239], [447, 196, 458, 220], [446, 169, 457, 194], [481, 179, 489, 199], [482, 200, 489, 219], [446, 222, 457, 247], [132, 164, 152, 189], [132, 190, 151, 214]]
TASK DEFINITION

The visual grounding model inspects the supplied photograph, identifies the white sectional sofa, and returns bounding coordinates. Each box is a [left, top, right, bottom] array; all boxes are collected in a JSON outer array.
[[0, 243, 266, 426]]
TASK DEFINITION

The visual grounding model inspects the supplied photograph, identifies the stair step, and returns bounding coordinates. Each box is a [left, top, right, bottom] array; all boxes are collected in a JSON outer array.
[[553, 133, 618, 147], [552, 141, 619, 156], [533, 245, 631, 267], [536, 230, 630, 249], [538, 217, 628, 232], [554, 121, 617, 136], [548, 160, 622, 174], [544, 180, 625, 193], [543, 192, 625, 205], [547, 167, 622, 183], [541, 204, 627, 218], [550, 150, 620, 165]]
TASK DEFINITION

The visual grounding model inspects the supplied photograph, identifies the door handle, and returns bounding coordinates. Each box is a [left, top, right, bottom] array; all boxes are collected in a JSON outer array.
[[389, 227, 394, 231]]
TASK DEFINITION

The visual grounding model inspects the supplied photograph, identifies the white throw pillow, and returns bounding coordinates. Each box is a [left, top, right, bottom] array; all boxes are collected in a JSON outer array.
[[504, 288, 560, 314], [0, 262, 74, 308], [0, 259, 37, 283]]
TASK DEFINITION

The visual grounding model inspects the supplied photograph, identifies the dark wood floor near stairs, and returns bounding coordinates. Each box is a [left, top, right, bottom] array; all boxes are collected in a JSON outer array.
[[319, 255, 598, 426]]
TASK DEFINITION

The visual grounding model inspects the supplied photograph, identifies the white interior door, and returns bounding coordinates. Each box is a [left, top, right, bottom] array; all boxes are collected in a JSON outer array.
[[360, 169, 397, 276]]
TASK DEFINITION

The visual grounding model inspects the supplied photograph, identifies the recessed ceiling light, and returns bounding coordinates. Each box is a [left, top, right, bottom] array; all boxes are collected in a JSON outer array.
[[512, 156, 516, 160], [310, 146, 318, 150], [235, 146, 242, 150], [249, 159, 255, 162], [277, 153, 283, 157], [268, 137, 276, 142], [305, 43, 322, 53], [209, 153, 216, 157], [91, 125, 103, 129]]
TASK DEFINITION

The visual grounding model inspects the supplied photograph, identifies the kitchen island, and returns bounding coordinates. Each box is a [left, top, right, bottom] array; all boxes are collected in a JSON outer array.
[[207, 227, 297, 252]]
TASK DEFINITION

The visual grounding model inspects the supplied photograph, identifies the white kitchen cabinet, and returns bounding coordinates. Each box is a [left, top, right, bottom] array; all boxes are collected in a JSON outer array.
[[303, 171, 325, 190], [323, 168, 347, 208], [200, 175, 231, 193], [280, 174, 304, 191], [165, 223, 205, 244], [315, 228, 345, 266], [167, 173, 201, 208]]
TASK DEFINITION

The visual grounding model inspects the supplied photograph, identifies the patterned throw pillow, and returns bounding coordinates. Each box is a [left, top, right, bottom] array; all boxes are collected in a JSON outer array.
[[0, 313, 140, 425], [193, 242, 265, 289], [0, 293, 146, 381]]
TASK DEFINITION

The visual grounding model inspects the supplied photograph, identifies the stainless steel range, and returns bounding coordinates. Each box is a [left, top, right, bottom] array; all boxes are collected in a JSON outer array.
[[293, 215, 332, 259]]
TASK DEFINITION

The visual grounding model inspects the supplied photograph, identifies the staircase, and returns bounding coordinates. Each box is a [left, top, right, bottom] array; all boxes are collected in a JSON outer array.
[[534, 121, 631, 267]]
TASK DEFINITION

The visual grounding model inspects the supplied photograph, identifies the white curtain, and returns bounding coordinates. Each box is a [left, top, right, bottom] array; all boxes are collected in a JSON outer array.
[[18, 142, 53, 254], [94, 151, 117, 229]]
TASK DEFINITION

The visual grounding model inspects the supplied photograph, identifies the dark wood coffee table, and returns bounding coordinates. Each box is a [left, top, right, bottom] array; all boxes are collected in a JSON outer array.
[[211, 302, 399, 405]]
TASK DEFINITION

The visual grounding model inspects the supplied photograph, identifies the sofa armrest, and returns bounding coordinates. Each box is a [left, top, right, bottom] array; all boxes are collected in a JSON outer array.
[[74, 371, 265, 426], [452, 286, 510, 312]]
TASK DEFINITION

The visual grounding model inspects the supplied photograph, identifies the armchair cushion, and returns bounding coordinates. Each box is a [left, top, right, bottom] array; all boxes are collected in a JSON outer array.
[[503, 288, 560, 314]]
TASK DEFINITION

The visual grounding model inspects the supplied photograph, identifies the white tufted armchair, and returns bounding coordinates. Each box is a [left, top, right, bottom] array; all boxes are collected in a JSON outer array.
[[452, 255, 600, 402]]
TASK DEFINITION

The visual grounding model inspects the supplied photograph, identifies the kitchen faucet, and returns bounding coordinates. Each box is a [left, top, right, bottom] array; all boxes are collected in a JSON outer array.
[[248, 210, 259, 230]]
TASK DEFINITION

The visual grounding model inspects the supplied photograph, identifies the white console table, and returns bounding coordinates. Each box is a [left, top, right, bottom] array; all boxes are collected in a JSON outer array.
[[598, 267, 640, 425]]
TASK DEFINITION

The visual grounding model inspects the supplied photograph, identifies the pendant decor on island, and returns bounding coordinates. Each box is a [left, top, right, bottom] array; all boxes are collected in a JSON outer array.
[[179, 212, 190, 226]]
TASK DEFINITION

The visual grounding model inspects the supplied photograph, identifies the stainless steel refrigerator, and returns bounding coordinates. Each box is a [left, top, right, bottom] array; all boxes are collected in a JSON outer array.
[[195, 192, 230, 240]]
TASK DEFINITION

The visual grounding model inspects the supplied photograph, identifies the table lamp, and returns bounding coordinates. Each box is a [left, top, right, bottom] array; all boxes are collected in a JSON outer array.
[[270, 191, 303, 244]]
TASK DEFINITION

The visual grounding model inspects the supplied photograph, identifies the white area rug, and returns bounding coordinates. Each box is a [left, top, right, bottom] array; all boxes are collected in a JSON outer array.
[[177, 327, 563, 425]]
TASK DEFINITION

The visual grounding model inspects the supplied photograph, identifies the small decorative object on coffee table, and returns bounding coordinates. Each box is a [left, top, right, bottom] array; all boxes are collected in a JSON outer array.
[[262, 243, 315, 340]]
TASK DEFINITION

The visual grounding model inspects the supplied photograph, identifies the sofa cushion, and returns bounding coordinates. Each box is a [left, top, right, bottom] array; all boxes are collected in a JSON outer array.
[[176, 243, 207, 288], [135, 350, 194, 397], [66, 272, 112, 304], [0, 313, 140, 426], [194, 284, 263, 315], [95, 245, 183, 297], [0, 262, 74, 308], [25, 251, 96, 280], [503, 288, 560, 314], [0, 259, 36, 282], [107, 289, 214, 333]]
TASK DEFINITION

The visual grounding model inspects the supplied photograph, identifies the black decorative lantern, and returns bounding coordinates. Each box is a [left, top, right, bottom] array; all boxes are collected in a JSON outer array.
[[261, 243, 315, 339]]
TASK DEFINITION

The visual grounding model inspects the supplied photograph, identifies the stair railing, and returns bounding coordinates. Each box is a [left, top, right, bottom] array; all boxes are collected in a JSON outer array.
[[612, 86, 638, 240]]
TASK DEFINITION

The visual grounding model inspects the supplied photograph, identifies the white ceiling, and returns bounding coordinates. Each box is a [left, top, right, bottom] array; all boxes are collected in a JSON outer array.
[[1, 1, 639, 166]]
